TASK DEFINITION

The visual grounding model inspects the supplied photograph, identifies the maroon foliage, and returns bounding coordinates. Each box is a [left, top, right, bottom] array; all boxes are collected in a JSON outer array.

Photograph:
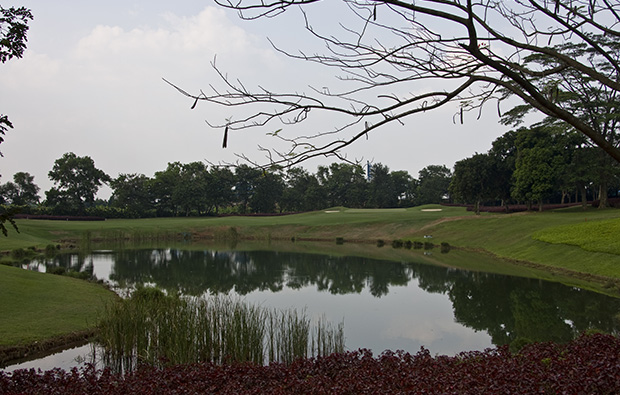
[[1, 333, 619, 394]]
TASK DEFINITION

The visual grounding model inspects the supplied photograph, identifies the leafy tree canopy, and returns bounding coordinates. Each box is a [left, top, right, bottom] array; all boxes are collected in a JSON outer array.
[[47, 152, 111, 214]]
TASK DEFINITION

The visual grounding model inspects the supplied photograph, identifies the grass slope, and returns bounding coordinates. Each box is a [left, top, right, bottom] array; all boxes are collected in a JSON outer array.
[[3, 204, 620, 282], [0, 265, 116, 347]]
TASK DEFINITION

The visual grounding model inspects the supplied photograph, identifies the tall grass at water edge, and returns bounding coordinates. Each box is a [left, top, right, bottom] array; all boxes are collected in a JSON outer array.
[[97, 287, 345, 372]]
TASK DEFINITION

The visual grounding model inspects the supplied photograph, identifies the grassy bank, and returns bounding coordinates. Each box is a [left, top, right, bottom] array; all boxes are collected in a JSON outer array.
[[0, 265, 117, 365], [4, 205, 620, 280]]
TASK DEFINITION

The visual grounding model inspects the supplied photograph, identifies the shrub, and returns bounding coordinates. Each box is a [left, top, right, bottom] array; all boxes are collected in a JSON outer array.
[[44, 244, 59, 258], [3, 333, 620, 394], [10, 248, 28, 261], [48, 266, 66, 275], [391, 239, 404, 249]]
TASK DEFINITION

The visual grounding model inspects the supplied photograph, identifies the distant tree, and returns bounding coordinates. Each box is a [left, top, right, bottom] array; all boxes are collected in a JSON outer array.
[[46, 152, 110, 214], [416, 165, 452, 205], [368, 163, 397, 208], [235, 164, 262, 213], [281, 167, 326, 212], [0, 171, 39, 205], [317, 163, 367, 208], [511, 126, 566, 211], [487, 131, 518, 207], [450, 154, 494, 214], [566, 146, 599, 209], [151, 162, 182, 216], [207, 166, 236, 214], [110, 173, 153, 217], [174, 161, 210, 216], [250, 171, 284, 213], [389, 170, 417, 208]]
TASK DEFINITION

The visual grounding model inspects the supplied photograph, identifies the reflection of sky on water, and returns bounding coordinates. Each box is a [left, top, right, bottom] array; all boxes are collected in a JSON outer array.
[[3, 344, 97, 373], [239, 279, 492, 356]]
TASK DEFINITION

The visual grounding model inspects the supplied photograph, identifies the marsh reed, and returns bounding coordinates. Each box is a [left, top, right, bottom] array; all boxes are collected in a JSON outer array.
[[97, 287, 345, 371]]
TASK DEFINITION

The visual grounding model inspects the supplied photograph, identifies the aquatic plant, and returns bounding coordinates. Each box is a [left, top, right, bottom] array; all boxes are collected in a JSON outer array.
[[97, 287, 345, 371]]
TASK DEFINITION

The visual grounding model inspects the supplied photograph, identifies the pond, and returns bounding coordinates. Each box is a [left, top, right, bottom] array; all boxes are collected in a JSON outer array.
[[4, 242, 620, 372]]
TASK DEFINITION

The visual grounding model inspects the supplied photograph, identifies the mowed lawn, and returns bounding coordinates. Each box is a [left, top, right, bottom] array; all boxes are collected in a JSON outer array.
[[0, 265, 116, 346]]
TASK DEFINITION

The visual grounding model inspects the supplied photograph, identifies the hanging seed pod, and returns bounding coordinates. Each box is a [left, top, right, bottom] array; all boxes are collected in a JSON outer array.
[[222, 126, 229, 148]]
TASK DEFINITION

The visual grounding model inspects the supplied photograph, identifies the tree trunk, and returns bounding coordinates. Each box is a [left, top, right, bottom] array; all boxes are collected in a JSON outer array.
[[538, 200, 543, 212], [580, 184, 588, 210], [599, 181, 609, 208], [474, 199, 480, 215]]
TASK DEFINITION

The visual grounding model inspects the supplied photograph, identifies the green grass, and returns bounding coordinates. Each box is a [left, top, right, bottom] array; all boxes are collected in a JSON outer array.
[[0, 205, 469, 252], [418, 207, 620, 280], [533, 217, 620, 254], [0, 265, 117, 346]]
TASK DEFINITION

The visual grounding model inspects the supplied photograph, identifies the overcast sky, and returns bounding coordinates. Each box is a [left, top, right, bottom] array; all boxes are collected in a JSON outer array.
[[0, 1, 512, 199]]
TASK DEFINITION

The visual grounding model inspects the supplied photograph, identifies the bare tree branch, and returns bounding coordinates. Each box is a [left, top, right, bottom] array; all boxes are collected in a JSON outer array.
[[169, 0, 620, 167]]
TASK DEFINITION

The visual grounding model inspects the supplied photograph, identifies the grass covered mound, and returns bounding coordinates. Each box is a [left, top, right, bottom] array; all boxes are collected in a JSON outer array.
[[2, 333, 619, 394], [533, 217, 620, 255], [0, 265, 116, 363]]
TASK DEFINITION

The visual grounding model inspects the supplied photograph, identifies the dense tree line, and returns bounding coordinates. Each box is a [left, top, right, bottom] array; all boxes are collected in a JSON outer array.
[[0, 154, 453, 218], [2, 125, 619, 219], [450, 124, 620, 214]]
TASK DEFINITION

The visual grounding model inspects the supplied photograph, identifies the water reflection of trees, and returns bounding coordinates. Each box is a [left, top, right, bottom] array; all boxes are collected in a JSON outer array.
[[33, 253, 95, 278], [421, 267, 620, 345], [108, 249, 410, 298], [42, 249, 620, 347]]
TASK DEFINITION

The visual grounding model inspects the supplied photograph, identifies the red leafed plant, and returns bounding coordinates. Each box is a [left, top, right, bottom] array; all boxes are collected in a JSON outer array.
[[1, 332, 619, 394]]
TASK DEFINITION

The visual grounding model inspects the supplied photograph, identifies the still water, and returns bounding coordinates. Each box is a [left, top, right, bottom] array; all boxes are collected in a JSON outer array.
[[5, 244, 620, 372]]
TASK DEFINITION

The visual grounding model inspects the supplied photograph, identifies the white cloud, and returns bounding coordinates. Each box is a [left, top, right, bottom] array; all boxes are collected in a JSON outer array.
[[74, 7, 257, 61], [0, 51, 62, 91]]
